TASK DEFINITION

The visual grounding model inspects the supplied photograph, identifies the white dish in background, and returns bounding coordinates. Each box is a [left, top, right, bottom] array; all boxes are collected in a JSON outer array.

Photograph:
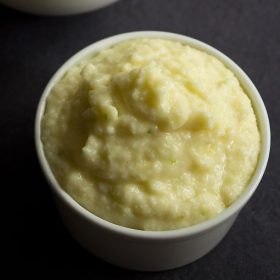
[[35, 31, 270, 271], [0, 0, 119, 16]]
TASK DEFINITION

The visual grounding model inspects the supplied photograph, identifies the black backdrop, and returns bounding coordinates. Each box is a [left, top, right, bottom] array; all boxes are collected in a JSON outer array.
[[2, 0, 279, 278]]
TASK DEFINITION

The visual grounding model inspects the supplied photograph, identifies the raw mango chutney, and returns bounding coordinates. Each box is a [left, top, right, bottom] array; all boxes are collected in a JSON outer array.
[[41, 38, 260, 230]]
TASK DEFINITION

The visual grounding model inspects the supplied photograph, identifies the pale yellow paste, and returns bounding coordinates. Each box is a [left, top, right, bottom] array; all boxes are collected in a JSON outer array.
[[41, 38, 260, 230]]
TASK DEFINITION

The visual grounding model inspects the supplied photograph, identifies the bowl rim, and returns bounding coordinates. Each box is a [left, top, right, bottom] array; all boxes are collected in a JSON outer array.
[[35, 31, 270, 241]]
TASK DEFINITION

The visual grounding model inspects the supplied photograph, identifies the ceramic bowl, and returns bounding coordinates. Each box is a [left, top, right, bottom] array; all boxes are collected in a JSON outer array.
[[0, 0, 119, 15], [35, 31, 270, 271]]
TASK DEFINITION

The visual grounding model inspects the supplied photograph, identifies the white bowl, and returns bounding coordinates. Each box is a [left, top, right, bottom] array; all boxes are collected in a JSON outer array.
[[35, 31, 270, 271], [0, 0, 119, 15]]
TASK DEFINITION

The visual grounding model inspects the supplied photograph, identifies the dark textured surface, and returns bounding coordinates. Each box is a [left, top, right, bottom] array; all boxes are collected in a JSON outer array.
[[2, 0, 279, 278]]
